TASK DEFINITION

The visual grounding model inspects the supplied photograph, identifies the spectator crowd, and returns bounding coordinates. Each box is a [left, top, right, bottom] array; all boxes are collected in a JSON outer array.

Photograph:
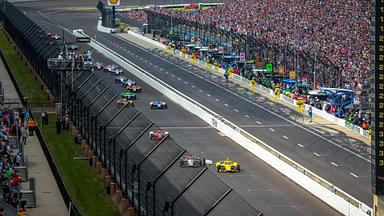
[[122, 0, 371, 91], [0, 107, 36, 212]]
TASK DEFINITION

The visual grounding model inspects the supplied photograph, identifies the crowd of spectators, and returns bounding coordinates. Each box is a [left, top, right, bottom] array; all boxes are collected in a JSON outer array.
[[120, 1, 371, 130], [0, 107, 33, 211], [152, 0, 371, 89], [121, 10, 148, 25], [122, 0, 371, 91]]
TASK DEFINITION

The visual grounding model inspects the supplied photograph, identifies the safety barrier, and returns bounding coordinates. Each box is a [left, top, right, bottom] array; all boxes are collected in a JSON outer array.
[[89, 32, 372, 216], [123, 29, 369, 138]]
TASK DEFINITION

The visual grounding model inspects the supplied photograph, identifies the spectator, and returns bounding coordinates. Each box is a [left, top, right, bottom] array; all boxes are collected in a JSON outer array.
[[20, 125, 27, 146], [0, 207, 5, 216], [308, 106, 312, 122]]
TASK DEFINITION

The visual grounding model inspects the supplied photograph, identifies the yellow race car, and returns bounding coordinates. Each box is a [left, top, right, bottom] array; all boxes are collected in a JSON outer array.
[[215, 159, 240, 173]]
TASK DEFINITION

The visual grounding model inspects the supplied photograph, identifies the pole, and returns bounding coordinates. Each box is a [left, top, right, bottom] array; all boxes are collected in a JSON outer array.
[[112, 6, 116, 28]]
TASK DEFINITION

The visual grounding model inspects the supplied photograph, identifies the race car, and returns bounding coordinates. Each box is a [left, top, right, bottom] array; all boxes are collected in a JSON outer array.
[[121, 92, 137, 100], [122, 79, 136, 87], [149, 129, 168, 140], [93, 61, 104, 70], [215, 159, 240, 173], [125, 84, 142, 93], [104, 64, 123, 75], [150, 100, 167, 109], [116, 98, 134, 107], [114, 76, 128, 84], [179, 154, 205, 168], [110, 66, 123, 75], [52, 34, 61, 40]]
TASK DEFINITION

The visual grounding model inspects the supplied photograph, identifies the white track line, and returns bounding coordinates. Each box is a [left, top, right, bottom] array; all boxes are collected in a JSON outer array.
[[331, 162, 339, 167]]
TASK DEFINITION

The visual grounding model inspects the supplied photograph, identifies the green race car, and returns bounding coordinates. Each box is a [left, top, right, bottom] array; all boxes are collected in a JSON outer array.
[[121, 92, 137, 100]]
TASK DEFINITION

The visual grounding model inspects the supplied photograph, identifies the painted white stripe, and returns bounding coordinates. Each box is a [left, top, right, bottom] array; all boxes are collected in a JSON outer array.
[[350, 172, 358, 178], [256, 121, 262, 125], [282, 135, 289, 140], [192, 85, 195, 88], [331, 162, 339, 167], [215, 98, 220, 102], [313, 152, 321, 157], [224, 104, 229, 107], [244, 115, 250, 118], [297, 144, 304, 148], [207, 94, 211, 97], [234, 109, 239, 112], [184, 81, 188, 84], [269, 128, 275, 132], [199, 89, 203, 92]]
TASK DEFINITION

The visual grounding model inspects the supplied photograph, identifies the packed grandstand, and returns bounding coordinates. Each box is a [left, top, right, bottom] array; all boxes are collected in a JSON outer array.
[[120, 0, 371, 130]]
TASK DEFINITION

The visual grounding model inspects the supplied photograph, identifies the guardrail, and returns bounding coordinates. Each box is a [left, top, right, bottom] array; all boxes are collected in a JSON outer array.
[[124, 29, 370, 139], [90, 27, 372, 216]]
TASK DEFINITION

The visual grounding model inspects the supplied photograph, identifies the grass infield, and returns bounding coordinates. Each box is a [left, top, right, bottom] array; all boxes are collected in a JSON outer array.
[[0, 30, 48, 103], [0, 28, 118, 216]]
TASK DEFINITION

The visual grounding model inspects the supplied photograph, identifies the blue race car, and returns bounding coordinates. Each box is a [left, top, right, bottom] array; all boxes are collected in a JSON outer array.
[[150, 99, 167, 109]]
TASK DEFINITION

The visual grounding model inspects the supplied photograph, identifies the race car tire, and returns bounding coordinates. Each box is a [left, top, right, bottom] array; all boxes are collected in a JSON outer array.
[[165, 104, 168, 109], [236, 165, 240, 172], [217, 166, 223, 173]]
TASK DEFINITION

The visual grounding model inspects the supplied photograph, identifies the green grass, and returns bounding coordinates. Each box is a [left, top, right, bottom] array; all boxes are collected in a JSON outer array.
[[38, 115, 119, 216], [0, 28, 118, 216], [0, 30, 48, 103]]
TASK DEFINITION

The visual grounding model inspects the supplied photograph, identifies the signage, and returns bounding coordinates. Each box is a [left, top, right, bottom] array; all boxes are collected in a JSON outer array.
[[265, 63, 273, 73], [289, 71, 296, 80], [240, 53, 246, 62], [76, 37, 91, 43], [108, 0, 120, 6], [374, 0, 384, 195]]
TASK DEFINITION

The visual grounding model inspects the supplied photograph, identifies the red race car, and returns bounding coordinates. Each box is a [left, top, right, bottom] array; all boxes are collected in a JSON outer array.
[[149, 129, 169, 140], [125, 84, 142, 93]]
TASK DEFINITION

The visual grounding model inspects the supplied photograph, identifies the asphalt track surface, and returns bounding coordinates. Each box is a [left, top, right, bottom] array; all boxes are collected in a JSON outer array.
[[16, 5, 341, 216], [28, 10, 373, 205]]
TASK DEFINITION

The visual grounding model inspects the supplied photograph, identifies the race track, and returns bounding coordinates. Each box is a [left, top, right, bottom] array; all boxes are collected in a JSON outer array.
[[12, 1, 360, 215]]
